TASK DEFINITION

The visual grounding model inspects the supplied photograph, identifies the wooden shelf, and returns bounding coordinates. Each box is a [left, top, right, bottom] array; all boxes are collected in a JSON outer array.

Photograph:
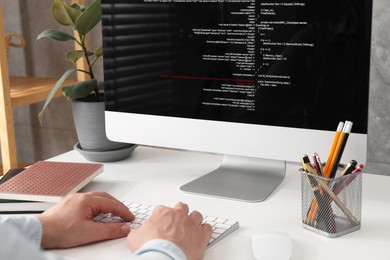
[[10, 76, 77, 108], [0, 1, 84, 175]]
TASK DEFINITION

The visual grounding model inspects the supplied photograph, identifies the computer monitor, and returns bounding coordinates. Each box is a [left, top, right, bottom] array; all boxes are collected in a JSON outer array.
[[101, 0, 372, 202]]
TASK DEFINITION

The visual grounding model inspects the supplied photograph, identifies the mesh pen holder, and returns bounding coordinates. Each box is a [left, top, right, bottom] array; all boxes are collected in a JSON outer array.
[[301, 169, 362, 238]]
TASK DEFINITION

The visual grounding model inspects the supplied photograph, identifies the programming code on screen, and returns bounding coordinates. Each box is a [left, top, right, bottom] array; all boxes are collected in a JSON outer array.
[[102, 0, 371, 133]]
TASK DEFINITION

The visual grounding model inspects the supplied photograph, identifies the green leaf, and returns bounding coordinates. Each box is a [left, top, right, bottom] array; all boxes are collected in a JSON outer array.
[[38, 69, 77, 125], [75, 0, 101, 36], [62, 79, 97, 99], [94, 45, 103, 58], [66, 50, 84, 63], [52, 0, 82, 27], [37, 29, 75, 42]]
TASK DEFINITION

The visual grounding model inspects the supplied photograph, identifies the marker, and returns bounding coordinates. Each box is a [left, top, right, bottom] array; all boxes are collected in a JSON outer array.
[[340, 160, 357, 177]]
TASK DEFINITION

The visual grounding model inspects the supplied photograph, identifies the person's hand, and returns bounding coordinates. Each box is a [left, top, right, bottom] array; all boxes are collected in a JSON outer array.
[[38, 192, 134, 249], [127, 202, 212, 260]]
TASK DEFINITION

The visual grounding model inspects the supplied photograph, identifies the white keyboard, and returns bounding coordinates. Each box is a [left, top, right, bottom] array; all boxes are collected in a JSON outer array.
[[94, 201, 239, 247]]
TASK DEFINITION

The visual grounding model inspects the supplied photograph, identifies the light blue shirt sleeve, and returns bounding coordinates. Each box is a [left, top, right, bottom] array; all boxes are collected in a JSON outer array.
[[132, 239, 188, 260], [0, 215, 43, 246], [0, 215, 188, 260], [0, 215, 61, 260]]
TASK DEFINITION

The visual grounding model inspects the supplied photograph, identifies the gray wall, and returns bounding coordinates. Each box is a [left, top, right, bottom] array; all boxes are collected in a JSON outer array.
[[2, 0, 389, 175], [368, 0, 390, 175]]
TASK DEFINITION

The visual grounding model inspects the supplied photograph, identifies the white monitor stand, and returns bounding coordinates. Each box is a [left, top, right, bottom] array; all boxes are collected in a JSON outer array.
[[180, 155, 286, 202]]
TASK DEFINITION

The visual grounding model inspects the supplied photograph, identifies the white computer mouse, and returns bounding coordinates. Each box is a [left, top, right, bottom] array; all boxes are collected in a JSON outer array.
[[252, 232, 292, 260]]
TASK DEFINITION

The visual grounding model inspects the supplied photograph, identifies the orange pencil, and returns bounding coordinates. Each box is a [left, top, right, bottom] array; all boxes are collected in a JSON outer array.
[[323, 121, 344, 178], [328, 121, 353, 178], [307, 121, 344, 224]]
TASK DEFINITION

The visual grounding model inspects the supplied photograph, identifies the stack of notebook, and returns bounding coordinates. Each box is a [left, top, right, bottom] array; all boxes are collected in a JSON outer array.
[[0, 161, 103, 213]]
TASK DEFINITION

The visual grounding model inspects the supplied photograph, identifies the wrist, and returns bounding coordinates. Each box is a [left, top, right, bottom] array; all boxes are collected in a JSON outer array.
[[38, 214, 59, 248]]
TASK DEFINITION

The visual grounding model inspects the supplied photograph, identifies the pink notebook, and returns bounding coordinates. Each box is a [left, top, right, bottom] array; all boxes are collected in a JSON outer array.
[[0, 161, 103, 202]]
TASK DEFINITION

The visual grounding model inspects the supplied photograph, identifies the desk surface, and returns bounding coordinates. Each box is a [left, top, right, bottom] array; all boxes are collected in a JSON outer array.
[[49, 146, 390, 260]]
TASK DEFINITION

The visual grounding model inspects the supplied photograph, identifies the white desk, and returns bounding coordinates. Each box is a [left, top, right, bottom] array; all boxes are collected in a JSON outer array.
[[49, 146, 390, 260]]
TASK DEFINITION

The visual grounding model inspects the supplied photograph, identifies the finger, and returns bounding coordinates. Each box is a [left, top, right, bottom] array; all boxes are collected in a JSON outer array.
[[83, 222, 131, 243], [89, 196, 135, 221], [82, 192, 127, 211], [201, 223, 213, 239], [85, 191, 119, 201], [174, 202, 189, 214], [189, 210, 203, 225]]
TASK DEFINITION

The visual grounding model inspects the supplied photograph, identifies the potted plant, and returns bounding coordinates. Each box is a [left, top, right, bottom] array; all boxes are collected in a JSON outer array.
[[37, 0, 135, 161]]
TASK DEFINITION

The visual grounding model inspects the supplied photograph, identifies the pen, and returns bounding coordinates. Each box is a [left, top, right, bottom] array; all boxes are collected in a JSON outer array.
[[313, 153, 324, 176], [305, 153, 326, 225], [304, 155, 359, 226], [301, 156, 336, 232], [302, 154, 327, 225], [340, 160, 357, 177], [352, 164, 364, 174], [332, 161, 358, 194], [304, 153, 360, 226], [301, 154, 317, 174], [328, 121, 353, 178], [301, 154, 319, 225], [334, 164, 364, 195], [323, 121, 344, 178]]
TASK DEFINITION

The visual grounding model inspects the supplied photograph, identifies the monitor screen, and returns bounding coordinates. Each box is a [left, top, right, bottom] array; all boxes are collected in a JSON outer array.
[[101, 0, 372, 202]]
